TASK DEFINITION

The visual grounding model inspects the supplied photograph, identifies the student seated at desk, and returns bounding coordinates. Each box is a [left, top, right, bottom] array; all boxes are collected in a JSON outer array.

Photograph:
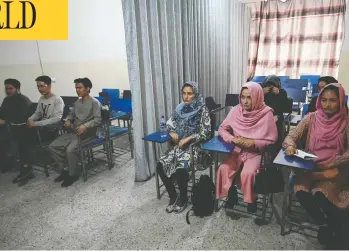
[[27, 76, 64, 142], [262, 75, 289, 145], [283, 83, 349, 248], [157, 82, 211, 213], [0, 79, 33, 182], [216, 83, 278, 213], [49, 78, 102, 187]]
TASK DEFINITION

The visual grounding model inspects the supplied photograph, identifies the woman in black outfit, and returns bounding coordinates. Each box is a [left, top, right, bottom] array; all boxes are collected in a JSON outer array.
[[262, 75, 289, 145]]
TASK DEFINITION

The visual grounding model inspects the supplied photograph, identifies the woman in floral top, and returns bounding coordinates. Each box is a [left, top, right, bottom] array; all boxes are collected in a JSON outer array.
[[158, 82, 211, 213]]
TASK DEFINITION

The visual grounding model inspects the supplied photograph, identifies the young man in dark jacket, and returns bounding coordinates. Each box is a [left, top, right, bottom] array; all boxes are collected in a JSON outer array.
[[0, 79, 33, 182]]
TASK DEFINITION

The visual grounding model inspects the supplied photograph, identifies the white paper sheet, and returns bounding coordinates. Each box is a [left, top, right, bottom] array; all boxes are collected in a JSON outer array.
[[294, 149, 318, 160]]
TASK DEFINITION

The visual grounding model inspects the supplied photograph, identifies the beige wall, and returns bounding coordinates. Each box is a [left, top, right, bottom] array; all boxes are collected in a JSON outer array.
[[0, 0, 129, 104], [338, 1, 349, 93]]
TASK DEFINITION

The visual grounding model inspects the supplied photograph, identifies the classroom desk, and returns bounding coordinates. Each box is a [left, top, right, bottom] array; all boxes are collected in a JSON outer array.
[[143, 131, 172, 199], [201, 136, 234, 211], [273, 149, 315, 235]]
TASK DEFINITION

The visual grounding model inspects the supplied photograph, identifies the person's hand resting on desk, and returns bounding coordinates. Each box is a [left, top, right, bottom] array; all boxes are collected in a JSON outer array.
[[285, 146, 297, 156]]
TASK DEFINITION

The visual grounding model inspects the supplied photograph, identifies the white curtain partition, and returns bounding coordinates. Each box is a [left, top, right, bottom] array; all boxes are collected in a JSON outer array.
[[122, 0, 250, 181], [248, 0, 346, 78]]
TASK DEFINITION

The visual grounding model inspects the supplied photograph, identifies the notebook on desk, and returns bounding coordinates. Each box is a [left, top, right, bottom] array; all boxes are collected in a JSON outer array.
[[273, 149, 314, 170], [201, 136, 235, 153]]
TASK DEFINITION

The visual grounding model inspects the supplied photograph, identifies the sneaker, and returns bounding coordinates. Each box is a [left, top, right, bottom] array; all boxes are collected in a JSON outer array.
[[61, 175, 79, 187], [174, 198, 188, 214], [54, 170, 68, 183], [165, 197, 178, 213], [247, 201, 257, 213]]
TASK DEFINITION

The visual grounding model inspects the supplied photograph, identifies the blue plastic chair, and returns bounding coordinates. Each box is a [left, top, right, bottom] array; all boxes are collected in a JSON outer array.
[[278, 76, 290, 86], [282, 79, 308, 90], [302, 104, 309, 117], [102, 89, 120, 99], [95, 96, 104, 104], [300, 75, 320, 86], [252, 76, 266, 83], [300, 75, 320, 95], [108, 98, 133, 157], [284, 88, 306, 103], [110, 98, 132, 113]]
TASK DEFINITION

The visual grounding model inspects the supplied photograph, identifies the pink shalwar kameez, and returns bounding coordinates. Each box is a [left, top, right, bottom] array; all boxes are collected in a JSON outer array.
[[216, 83, 278, 203]]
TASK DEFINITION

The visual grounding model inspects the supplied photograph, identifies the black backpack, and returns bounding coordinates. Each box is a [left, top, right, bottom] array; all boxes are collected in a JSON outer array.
[[186, 175, 215, 224]]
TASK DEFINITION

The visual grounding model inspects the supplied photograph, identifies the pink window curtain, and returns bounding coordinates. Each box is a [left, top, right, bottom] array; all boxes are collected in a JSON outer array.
[[248, 0, 346, 79]]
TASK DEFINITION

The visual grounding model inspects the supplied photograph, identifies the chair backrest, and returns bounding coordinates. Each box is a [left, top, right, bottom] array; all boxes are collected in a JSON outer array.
[[110, 98, 132, 113], [209, 111, 217, 139], [102, 88, 120, 99], [123, 90, 132, 100], [278, 76, 290, 86], [101, 106, 110, 123], [300, 75, 320, 86], [284, 88, 306, 103], [98, 92, 110, 105], [282, 79, 308, 89], [225, 94, 239, 107], [62, 105, 71, 120], [205, 97, 219, 112], [61, 96, 78, 107], [252, 76, 266, 83], [302, 104, 309, 117]]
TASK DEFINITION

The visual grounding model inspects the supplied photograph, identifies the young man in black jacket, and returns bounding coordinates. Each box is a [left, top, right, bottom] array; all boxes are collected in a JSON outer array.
[[0, 79, 33, 182]]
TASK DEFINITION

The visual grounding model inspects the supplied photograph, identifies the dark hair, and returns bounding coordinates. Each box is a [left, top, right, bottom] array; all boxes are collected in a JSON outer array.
[[322, 84, 339, 98], [4, 78, 21, 89], [35, 75, 52, 85], [74, 78, 92, 90], [318, 76, 338, 85]]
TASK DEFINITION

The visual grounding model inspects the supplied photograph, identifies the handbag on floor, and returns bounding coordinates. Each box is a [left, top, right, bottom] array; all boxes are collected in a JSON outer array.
[[186, 175, 215, 224], [254, 163, 284, 194]]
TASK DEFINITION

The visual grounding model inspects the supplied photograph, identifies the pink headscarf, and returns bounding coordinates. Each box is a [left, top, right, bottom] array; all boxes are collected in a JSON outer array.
[[228, 82, 278, 142], [308, 83, 348, 164]]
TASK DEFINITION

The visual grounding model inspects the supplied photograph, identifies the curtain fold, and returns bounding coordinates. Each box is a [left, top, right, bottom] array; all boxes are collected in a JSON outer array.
[[248, 0, 346, 78], [122, 0, 250, 181]]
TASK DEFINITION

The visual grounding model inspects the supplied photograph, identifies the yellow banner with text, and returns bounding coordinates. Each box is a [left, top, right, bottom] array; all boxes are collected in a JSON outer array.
[[0, 0, 68, 40]]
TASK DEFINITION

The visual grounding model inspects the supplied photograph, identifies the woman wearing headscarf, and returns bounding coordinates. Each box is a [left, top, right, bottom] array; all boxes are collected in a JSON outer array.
[[216, 83, 278, 212], [262, 75, 289, 144], [157, 82, 211, 213], [283, 83, 349, 248]]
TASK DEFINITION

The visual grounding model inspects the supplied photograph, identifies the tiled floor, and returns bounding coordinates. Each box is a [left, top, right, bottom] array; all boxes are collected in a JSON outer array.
[[0, 137, 322, 250]]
